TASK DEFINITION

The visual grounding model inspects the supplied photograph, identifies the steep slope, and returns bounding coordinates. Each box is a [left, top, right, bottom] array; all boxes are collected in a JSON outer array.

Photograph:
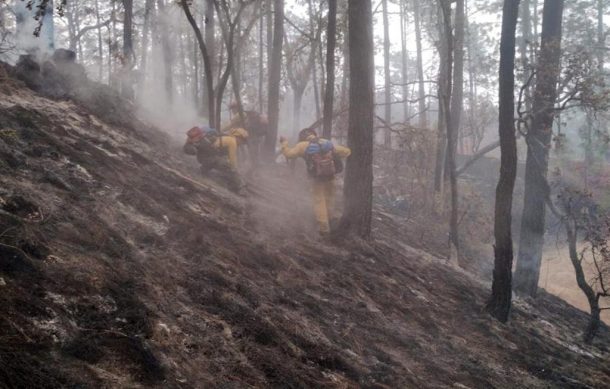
[[0, 61, 609, 388]]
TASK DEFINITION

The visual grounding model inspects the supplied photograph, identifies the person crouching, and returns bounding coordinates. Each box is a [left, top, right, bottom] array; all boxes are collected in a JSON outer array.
[[183, 126, 244, 194]]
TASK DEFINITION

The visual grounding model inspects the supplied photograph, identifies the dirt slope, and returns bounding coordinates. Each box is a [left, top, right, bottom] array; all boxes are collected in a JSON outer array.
[[0, 62, 609, 389]]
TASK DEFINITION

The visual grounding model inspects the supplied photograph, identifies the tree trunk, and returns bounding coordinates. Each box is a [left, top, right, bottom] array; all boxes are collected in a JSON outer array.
[[513, 0, 565, 298], [337, 0, 374, 239], [258, 7, 265, 112], [181, 0, 214, 127], [307, 0, 321, 121], [193, 34, 199, 108], [94, 0, 104, 82], [111, 0, 117, 87], [215, 1, 256, 130], [486, 0, 520, 324], [413, 0, 427, 129], [382, 0, 392, 147], [322, 0, 337, 139], [400, 0, 409, 123], [285, 30, 315, 134], [566, 221, 601, 344], [585, 302, 602, 344], [121, 0, 134, 100], [139, 0, 154, 94], [74, 2, 84, 60], [338, 16, 349, 145], [519, 0, 533, 114], [312, 52, 321, 122], [434, 5, 448, 194], [466, 7, 477, 153], [66, 2, 76, 55], [202, 0, 215, 117], [447, 0, 465, 262], [108, 4, 114, 87], [597, 0, 605, 70], [158, 0, 174, 106], [179, 31, 189, 100], [267, 0, 273, 78], [264, 0, 284, 159], [532, 0, 539, 45]]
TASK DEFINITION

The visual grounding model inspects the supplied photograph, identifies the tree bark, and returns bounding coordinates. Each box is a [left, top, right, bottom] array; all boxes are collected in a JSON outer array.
[[192, 33, 199, 108], [139, 0, 154, 94], [66, 1, 76, 56], [566, 221, 601, 343], [179, 30, 189, 100], [214, 1, 255, 131], [108, 1, 115, 87], [267, 0, 273, 79], [513, 0, 565, 298], [413, 0, 427, 129], [307, 0, 322, 121], [598, 0, 605, 70], [337, 0, 374, 239], [158, 0, 173, 106], [285, 30, 315, 132], [465, 3, 478, 153], [322, 0, 337, 139], [382, 0, 392, 147], [258, 6, 265, 112], [448, 0, 465, 263], [434, 4, 448, 194], [94, 0, 104, 82], [486, 0, 520, 323], [519, 0, 533, 115], [121, 0, 134, 100], [202, 0, 215, 117], [264, 0, 284, 159], [181, 0, 214, 127], [400, 0, 409, 123]]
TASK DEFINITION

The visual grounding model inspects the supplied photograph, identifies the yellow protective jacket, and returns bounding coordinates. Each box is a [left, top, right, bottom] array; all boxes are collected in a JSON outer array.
[[280, 135, 350, 233], [225, 127, 249, 145], [221, 114, 244, 133], [185, 135, 239, 169], [280, 136, 351, 161], [214, 136, 239, 169]]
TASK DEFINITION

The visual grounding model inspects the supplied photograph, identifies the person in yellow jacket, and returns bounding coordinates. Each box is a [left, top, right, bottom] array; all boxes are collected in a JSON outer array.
[[223, 102, 268, 167], [183, 126, 244, 193], [279, 128, 351, 235]]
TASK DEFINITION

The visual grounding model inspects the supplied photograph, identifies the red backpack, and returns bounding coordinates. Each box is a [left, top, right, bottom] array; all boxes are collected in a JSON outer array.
[[304, 139, 337, 180]]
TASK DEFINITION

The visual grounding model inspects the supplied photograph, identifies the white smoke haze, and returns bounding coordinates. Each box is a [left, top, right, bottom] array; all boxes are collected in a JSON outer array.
[[1, 0, 610, 329]]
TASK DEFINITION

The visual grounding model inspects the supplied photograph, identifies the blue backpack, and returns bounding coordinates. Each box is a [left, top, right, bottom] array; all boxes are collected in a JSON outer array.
[[304, 138, 341, 179]]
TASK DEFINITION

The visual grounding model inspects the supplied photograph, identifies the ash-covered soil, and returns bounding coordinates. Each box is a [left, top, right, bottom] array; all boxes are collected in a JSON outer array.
[[0, 61, 609, 388]]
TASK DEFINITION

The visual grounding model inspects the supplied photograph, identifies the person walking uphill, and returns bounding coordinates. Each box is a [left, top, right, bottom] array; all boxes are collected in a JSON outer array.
[[279, 128, 351, 235], [183, 126, 244, 194], [222, 102, 268, 167]]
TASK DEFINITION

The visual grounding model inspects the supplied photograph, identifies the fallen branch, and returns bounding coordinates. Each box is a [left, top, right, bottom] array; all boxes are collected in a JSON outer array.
[[70, 20, 112, 51], [455, 140, 500, 176]]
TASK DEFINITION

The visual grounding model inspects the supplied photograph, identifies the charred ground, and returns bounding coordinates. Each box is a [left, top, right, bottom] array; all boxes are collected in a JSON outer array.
[[0, 61, 609, 388]]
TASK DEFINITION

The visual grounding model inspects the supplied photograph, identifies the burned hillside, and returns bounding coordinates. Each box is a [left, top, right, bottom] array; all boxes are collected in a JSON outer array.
[[0, 58, 609, 388]]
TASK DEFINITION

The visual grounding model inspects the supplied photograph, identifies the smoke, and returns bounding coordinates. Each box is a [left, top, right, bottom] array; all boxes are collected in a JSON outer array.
[[13, 0, 55, 60]]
